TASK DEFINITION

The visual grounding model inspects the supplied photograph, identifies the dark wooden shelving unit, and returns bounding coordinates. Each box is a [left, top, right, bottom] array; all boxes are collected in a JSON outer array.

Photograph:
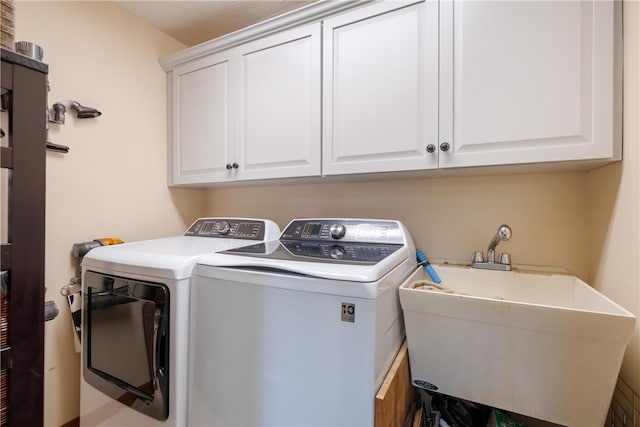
[[1, 47, 48, 427]]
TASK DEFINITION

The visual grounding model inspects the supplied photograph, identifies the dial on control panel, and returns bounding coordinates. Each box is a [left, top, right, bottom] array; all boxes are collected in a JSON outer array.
[[329, 245, 346, 259], [216, 221, 231, 235], [329, 224, 346, 239]]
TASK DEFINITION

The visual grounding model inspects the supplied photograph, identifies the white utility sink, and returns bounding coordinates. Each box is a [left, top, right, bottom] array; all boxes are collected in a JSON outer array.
[[399, 264, 636, 426]]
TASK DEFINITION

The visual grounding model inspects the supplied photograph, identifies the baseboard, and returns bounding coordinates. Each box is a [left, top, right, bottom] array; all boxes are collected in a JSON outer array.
[[60, 416, 79, 427]]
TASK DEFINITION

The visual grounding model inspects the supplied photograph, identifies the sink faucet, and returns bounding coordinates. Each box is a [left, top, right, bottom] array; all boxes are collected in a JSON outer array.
[[472, 224, 512, 271]]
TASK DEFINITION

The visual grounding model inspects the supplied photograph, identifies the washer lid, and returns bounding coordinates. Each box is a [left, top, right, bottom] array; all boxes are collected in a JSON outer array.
[[198, 241, 413, 283], [223, 240, 402, 265]]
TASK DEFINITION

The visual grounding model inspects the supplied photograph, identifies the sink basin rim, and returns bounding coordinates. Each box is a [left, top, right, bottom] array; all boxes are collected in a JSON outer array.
[[400, 265, 636, 345]]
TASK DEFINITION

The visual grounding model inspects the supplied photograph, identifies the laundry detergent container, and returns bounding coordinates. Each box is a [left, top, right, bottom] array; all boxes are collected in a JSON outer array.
[[399, 265, 636, 426]]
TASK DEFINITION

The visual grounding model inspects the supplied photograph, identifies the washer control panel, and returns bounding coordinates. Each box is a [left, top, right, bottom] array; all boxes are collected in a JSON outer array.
[[185, 218, 266, 240], [281, 219, 404, 245], [281, 240, 401, 263]]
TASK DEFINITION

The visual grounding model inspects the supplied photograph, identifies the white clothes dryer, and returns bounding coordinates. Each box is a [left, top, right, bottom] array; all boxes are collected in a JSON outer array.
[[79, 218, 280, 427], [189, 218, 417, 426]]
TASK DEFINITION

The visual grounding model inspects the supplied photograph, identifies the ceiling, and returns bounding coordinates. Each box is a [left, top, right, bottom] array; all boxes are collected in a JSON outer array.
[[113, 1, 315, 47]]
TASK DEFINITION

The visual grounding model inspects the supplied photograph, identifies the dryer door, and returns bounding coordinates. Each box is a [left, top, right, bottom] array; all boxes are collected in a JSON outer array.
[[83, 271, 170, 421]]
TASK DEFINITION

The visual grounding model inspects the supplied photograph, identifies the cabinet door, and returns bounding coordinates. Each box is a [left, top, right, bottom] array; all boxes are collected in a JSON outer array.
[[439, 0, 619, 168], [322, 1, 439, 176], [170, 53, 235, 185], [235, 23, 321, 181]]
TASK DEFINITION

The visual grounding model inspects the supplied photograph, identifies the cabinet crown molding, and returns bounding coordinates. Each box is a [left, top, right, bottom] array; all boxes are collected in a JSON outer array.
[[159, 0, 370, 70]]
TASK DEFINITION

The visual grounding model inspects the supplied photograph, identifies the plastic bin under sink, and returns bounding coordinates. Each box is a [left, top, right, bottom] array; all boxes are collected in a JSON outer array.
[[399, 264, 636, 426]]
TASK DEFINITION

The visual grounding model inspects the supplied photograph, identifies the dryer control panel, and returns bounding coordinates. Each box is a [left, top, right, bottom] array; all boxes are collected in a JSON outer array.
[[281, 219, 405, 245], [185, 218, 266, 240]]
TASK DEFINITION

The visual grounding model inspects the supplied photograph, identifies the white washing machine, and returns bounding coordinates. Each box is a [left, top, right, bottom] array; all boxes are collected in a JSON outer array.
[[79, 218, 281, 426], [190, 218, 417, 426]]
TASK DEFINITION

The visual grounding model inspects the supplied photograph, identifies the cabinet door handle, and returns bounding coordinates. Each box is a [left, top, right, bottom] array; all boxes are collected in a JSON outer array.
[[226, 163, 232, 170], [440, 142, 451, 152], [232, 162, 239, 169], [426, 144, 436, 153]]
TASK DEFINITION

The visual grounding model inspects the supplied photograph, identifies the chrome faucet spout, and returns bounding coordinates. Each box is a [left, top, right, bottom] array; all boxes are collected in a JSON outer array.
[[487, 224, 512, 252]]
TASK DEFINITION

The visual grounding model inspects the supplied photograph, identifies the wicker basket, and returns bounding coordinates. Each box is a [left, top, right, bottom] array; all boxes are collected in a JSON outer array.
[[1, 0, 15, 51]]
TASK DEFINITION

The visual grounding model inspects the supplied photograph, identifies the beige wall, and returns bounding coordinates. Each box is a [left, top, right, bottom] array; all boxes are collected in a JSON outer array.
[[587, 0, 640, 399], [15, 2, 204, 425], [206, 172, 590, 278]]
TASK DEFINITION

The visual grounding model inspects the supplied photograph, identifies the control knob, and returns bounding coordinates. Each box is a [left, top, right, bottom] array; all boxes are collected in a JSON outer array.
[[329, 245, 346, 259], [329, 224, 346, 239], [216, 221, 231, 235]]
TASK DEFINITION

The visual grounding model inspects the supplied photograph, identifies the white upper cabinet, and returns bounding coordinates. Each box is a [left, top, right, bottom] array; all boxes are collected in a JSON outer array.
[[171, 52, 234, 185], [167, 22, 320, 185], [322, 1, 439, 176], [162, 0, 620, 186], [235, 24, 321, 181], [438, 0, 620, 168]]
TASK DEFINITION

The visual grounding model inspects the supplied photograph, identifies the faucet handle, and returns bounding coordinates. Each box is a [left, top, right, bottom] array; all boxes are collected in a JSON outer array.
[[473, 251, 484, 263], [499, 253, 511, 265]]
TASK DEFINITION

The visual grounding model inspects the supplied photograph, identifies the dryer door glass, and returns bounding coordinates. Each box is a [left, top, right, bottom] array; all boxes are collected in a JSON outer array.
[[83, 271, 170, 421]]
